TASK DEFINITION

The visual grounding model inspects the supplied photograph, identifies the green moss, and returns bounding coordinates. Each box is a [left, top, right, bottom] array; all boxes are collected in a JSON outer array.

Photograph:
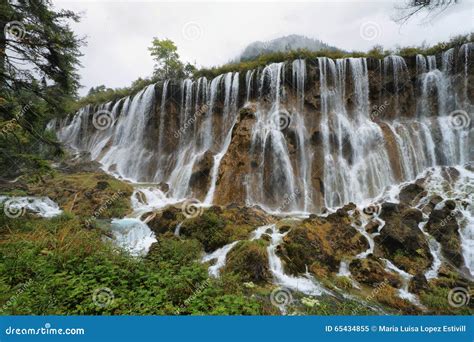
[[27, 172, 133, 220], [222, 240, 270, 283], [419, 285, 473, 315], [180, 211, 228, 252], [334, 276, 353, 290]]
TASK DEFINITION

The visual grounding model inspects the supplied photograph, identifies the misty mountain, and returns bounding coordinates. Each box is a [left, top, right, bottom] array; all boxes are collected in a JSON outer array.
[[238, 34, 341, 61]]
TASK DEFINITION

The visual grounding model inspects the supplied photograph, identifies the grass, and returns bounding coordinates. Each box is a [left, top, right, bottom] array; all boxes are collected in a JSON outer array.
[[0, 212, 267, 315]]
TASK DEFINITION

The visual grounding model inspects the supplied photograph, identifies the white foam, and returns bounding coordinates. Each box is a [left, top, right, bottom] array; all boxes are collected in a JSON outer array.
[[0, 196, 62, 218], [109, 218, 156, 256]]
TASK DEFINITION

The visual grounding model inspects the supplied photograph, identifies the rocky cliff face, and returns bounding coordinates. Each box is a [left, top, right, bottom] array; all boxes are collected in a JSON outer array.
[[53, 44, 472, 215]]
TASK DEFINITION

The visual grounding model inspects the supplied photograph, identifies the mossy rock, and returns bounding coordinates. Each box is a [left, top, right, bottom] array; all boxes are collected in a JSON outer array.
[[375, 207, 432, 273], [222, 240, 271, 283], [279, 213, 369, 276], [373, 285, 420, 314], [425, 203, 463, 267], [180, 210, 229, 252], [27, 171, 133, 219], [349, 255, 401, 288], [149, 205, 273, 252], [146, 207, 184, 235]]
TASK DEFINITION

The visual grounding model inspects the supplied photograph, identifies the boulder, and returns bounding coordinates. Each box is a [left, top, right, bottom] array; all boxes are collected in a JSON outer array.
[[399, 183, 426, 205], [279, 211, 369, 276], [375, 206, 432, 274], [349, 255, 401, 288], [408, 272, 429, 294], [222, 240, 271, 283], [425, 201, 464, 267]]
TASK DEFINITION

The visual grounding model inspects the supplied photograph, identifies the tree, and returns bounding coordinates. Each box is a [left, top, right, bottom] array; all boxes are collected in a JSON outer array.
[[88, 85, 108, 96], [394, 0, 460, 24], [148, 38, 183, 79], [0, 0, 83, 178], [184, 62, 197, 78]]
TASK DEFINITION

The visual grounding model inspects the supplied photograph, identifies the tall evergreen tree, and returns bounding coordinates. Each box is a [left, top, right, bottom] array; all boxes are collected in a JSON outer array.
[[0, 0, 84, 178]]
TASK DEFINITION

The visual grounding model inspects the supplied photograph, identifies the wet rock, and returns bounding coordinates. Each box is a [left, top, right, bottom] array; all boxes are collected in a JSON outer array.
[[375, 207, 432, 274], [441, 167, 460, 182], [157, 182, 169, 193], [279, 212, 369, 276], [222, 240, 271, 283], [408, 272, 429, 294], [399, 183, 426, 205], [425, 202, 463, 267], [365, 221, 380, 234], [214, 106, 256, 205], [188, 150, 214, 198], [349, 255, 401, 288], [422, 195, 444, 214], [380, 202, 400, 216]]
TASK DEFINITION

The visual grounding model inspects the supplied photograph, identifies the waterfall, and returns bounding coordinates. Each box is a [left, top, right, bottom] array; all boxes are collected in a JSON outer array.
[[204, 72, 240, 204], [318, 57, 395, 208], [246, 62, 299, 212], [56, 46, 472, 215], [100, 84, 156, 181], [292, 59, 313, 212]]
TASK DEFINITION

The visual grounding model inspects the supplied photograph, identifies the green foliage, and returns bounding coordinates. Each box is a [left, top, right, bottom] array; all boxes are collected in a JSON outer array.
[[72, 34, 472, 113], [195, 33, 472, 79], [180, 211, 229, 252], [0, 213, 267, 315], [148, 38, 182, 79], [0, 0, 83, 179], [222, 240, 270, 283], [419, 285, 472, 315]]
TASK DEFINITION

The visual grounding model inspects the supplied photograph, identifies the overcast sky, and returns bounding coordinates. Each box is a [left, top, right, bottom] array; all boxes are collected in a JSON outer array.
[[54, 0, 473, 96]]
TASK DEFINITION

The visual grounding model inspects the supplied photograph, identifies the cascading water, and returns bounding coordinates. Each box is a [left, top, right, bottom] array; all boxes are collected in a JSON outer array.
[[53, 45, 473, 304], [56, 45, 472, 216]]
